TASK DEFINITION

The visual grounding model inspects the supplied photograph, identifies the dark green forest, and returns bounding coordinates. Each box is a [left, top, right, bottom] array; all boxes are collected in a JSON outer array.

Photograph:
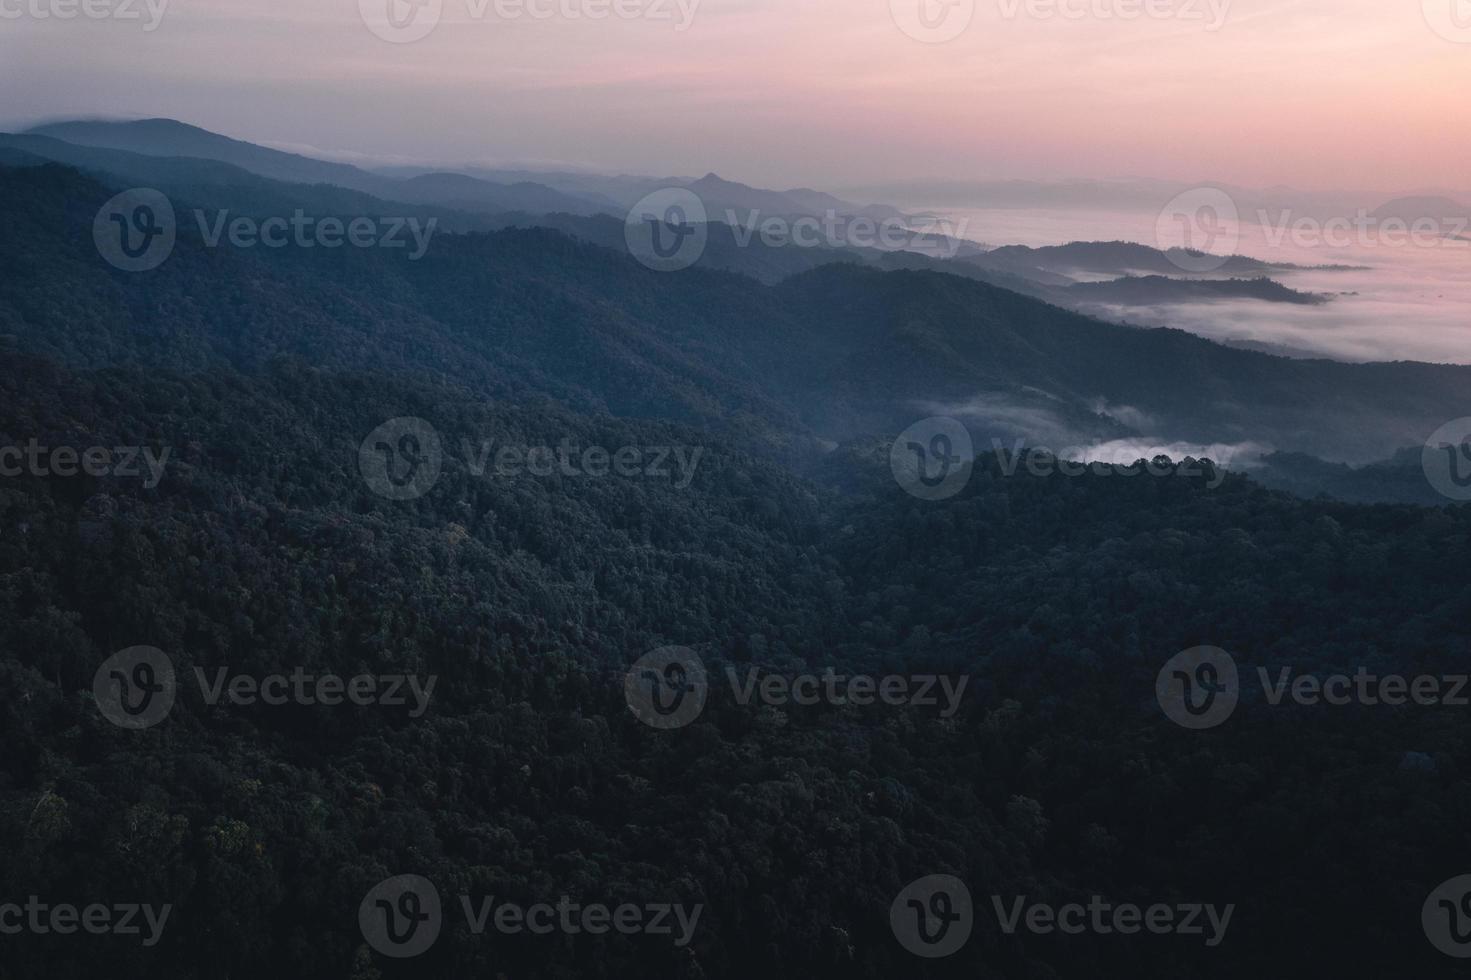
[[2, 162, 1470, 978]]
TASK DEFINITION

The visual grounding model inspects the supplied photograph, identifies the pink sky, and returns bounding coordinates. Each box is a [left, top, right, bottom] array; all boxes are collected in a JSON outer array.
[[2, 0, 1469, 191]]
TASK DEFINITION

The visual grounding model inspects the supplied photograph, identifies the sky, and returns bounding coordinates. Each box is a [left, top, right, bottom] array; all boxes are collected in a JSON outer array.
[[1, 0, 1469, 192]]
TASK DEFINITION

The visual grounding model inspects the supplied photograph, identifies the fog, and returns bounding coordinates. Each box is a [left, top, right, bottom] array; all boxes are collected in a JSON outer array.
[[936, 205, 1471, 365]]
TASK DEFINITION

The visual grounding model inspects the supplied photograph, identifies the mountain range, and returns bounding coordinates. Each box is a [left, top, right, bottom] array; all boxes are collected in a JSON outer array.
[[21, 118, 909, 224], [2, 158, 1468, 472], [4, 117, 1471, 980], [8, 119, 1391, 326]]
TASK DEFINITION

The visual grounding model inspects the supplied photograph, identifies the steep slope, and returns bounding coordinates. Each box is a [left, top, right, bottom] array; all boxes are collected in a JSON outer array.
[[2, 346, 1469, 979], [5, 162, 1469, 464], [4, 160, 1471, 980], [29, 117, 384, 187], [24, 118, 608, 216]]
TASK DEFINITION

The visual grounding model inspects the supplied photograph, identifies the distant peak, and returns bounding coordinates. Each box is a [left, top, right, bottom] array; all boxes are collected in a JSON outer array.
[[140, 118, 210, 132], [29, 116, 214, 138]]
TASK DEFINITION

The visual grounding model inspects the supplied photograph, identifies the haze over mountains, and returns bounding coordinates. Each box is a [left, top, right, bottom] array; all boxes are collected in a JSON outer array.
[[0, 119, 1390, 326], [3, 126, 1470, 496], [2, 116, 1466, 504], [20, 119, 907, 225], [5, 101, 1471, 979], [845, 176, 1471, 221], [9, 0, 1471, 972]]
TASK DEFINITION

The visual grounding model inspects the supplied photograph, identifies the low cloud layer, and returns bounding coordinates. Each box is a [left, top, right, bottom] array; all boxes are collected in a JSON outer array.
[[942, 206, 1471, 365], [921, 392, 1268, 470]]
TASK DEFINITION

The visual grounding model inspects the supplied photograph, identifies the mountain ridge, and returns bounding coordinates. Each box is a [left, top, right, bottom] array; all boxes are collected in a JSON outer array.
[[6, 161, 1469, 466]]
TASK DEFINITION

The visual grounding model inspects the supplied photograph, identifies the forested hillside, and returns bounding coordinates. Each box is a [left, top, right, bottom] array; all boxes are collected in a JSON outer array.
[[2, 160, 1470, 978], [3, 163, 1469, 462]]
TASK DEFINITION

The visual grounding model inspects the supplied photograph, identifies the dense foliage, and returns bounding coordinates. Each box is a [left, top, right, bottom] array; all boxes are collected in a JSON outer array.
[[1, 163, 1469, 978]]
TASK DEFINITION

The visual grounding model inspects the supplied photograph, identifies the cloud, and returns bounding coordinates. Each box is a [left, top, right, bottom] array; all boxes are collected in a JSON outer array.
[[919, 392, 1268, 469], [1072, 438, 1269, 468]]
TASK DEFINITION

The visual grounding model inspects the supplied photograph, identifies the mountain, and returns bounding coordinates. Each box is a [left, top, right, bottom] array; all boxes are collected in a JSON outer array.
[[2, 131, 295, 187], [23, 118, 609, 216], [1370, 195, 1470, 221], [0, 145, 48, 168], [970, 240, 1358, 279], [685, 172, 904, 222], [1066, 275, 1330, 306], [781, 186, 906, 222], [767, 263, 1467, 460], [838, 175, 1197, 210], [5, 158, 1471, 980], [840, 175, 1434, 223], [0, 132, 505, 234], [408, 167, 913, 220], [28, 117, 381, 187], [389, 171, 609, 215], [875, 247, 1061, 298], [0, 135, 897, 287], [6, 330, 1470, 979], [375, 164, 679, 208], [1248, 447, 1451, 505], [6, 161, 1470, 465], [24, 118, 930, 227], [1368, 195, 1470, 243], [878, 250, 1333, 314]]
